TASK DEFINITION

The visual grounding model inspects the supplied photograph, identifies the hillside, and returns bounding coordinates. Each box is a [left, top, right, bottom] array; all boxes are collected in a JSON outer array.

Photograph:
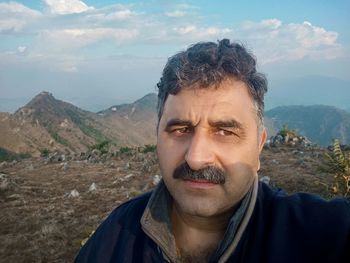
[[1, 91, 350, 156], [0, 92, 157, 156], [266, 105, 350, 146]]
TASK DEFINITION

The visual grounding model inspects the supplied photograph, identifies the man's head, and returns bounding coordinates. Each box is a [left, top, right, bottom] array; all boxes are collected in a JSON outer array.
[[157, 39, 267, 130], [156, 39, 268, 218]]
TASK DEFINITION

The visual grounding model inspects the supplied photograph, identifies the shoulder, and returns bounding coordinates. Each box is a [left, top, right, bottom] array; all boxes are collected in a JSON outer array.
[[237, 183, 350, 262], [75, 191, 153, 262], [257, 182, 350, 231], [103, 191, 152, 230]]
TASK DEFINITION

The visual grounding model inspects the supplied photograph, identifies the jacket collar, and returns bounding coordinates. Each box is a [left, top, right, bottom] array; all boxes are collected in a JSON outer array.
[[141, 178, 258, 262]]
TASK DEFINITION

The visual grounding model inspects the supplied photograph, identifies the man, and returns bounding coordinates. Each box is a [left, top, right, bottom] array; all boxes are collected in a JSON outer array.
[[75, 39, 350, 263]]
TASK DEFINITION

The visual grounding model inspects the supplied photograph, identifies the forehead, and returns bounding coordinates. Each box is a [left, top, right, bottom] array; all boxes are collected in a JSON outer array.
[[161, 79, 257, 125]]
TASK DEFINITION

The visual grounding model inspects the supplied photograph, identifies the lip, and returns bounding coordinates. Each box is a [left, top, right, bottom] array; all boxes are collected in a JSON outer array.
[[183, 179, 218, 189]]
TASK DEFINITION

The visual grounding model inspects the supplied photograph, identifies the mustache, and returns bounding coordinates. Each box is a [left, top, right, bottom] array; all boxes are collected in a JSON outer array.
[[173, 162, 226, 184]]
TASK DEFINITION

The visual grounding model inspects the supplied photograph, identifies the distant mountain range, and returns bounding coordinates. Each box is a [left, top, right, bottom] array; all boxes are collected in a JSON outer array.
[[0, 91, 349, 156], [265, 105, 350, 146]]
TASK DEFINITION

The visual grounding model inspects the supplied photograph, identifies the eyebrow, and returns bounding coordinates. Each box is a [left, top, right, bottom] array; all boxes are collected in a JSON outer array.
[[208, 119, 244, 130], [164, 118, 244, 131], [164, 118, 193, 131]]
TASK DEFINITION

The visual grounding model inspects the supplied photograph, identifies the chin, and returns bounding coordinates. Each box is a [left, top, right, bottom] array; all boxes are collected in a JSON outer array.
[[175, 197, 224, 217]]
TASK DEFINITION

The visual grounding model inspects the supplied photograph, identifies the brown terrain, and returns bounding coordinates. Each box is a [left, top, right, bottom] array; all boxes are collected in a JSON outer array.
[[0, 139, 340, 263], [0, 92, 157, 157], [1, 92, 349, 263]]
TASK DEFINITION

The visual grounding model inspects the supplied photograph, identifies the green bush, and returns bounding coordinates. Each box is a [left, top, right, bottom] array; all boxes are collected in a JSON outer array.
[[321, 139, 350, 197], [142, 144, 156, 153], [40, 148, 50, 157], [0, 147, 31, 162], [89, 140, 111, 154], [120, 146, 132, 154], [277, 124, 299, 138]]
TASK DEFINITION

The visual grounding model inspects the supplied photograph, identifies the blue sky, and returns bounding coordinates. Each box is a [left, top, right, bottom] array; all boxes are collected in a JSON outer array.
[[0, 0, 349, 111]]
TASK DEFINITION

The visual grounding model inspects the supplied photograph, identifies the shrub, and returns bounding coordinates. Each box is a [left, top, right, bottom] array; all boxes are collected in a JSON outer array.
[[40, 148, 50, 157], [89, 140, 111, 154], [142, 144, 156, 153], [119, 146, 132, 154], [321, 139, 350, 196], [277, 124, 299, 138], [0, 147, 31, 162]]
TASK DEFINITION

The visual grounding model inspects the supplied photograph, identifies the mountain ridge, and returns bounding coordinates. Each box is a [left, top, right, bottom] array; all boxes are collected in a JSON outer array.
[[266, 105, 350, 145], [1, 91, 349, 156]]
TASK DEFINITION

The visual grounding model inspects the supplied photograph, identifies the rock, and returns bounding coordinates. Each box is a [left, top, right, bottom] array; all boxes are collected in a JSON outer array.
[[152, 175, 161, 186], [9, 160, 17, 166], [259, 176, 271, 185], [264, 139, 271, 148], [0, 161, 8, 170], [91, 149, 101, 156], [68, 189, 80, 198], [292, 137, 299, 142], [62, 162, 69, 171], [89, 183, 97, 192], [60, 154, 66, 162], [124, 174, 134, 180], [270, 135, 283, 146], [27, 163, 34, 171], [0, 173, 17, 192], [284, 134, 290, 143]]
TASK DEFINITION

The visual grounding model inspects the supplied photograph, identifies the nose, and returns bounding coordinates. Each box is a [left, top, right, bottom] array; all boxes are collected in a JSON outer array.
[[185, 130, 215, 170]]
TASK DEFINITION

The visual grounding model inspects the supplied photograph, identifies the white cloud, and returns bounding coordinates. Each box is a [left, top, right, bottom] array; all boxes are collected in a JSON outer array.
[[86, 9, 137, 21], [261, 19, 282, 29], [0, 2, 41, 15], [173, 26, 231, 40], [234, 19, 341, 64], [17, 46, 27, 53], [0, 2, 41, 32], [165, 10, 187, 17], [0, 2, 343, 74], [175, 25, 196, 34], [43, 0, 94, 15], [106, 9, 137, 20], [39, 28, 139, 50]]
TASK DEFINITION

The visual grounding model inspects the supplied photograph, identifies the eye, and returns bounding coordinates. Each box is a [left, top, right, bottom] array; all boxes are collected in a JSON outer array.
[[216, 129, 235, 136], [172, 126, 191, 136]]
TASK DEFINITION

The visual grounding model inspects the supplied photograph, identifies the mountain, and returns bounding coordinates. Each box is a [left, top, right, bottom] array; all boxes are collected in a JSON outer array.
[[265, 76, 350, 110], [99, 93, 157, 122], [266, 105, 350, 146], [2, 91, 349, 155], [0, 92, 157, 156]]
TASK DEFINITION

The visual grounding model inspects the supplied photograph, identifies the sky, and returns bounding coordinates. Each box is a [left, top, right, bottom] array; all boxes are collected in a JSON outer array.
[[0, 0, 349, 112]]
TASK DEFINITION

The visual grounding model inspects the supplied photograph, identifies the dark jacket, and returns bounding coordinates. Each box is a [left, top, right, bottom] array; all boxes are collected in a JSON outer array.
[[75, 183, 350, 263]]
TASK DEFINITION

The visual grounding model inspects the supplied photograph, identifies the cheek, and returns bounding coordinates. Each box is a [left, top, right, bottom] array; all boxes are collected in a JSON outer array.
[[218, 144, 261, 173], [157, 134, 186, 174]]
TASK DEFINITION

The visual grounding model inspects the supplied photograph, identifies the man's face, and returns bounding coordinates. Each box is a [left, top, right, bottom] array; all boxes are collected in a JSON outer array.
[[157, 79, 266, 218]]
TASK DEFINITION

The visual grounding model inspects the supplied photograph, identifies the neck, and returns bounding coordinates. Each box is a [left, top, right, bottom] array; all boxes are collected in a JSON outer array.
[[171, 202, 235, 261], [172, 202, 233, 233]]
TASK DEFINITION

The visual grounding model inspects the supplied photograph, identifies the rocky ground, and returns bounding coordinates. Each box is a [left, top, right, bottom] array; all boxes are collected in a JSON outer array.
[[0, 138, 341, 263]]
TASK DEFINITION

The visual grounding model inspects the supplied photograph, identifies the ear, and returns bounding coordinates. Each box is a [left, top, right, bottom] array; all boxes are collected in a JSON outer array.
[[258, 128, 267, 153], [256, 128, 267, 171]]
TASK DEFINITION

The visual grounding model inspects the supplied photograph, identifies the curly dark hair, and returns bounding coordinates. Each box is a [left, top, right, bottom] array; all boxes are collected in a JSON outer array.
[[156, 39, 268, 128]]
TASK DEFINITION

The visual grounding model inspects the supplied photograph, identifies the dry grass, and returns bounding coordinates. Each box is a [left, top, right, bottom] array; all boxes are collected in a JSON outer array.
[[0, 146, 335, 262]]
